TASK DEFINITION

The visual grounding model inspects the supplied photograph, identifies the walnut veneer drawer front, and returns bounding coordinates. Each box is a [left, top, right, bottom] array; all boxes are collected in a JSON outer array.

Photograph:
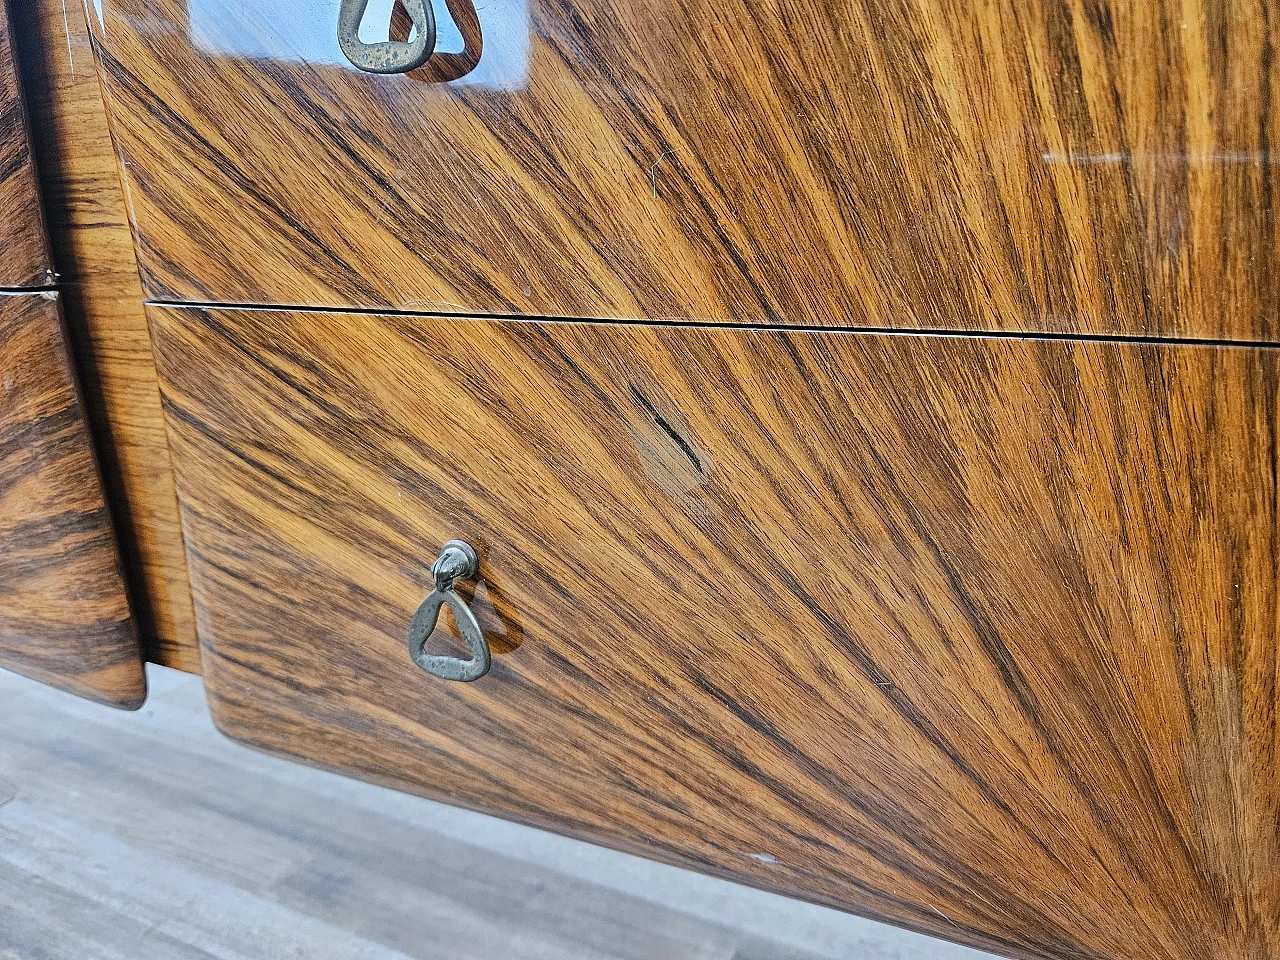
[[97, 1, 1278, 340], [151, 305, 1277, 960], [0, 293, 143, 708]]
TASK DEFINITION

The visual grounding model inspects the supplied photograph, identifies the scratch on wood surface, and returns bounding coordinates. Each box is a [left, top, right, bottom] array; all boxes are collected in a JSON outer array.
[[61, 0, 74, 75], [929, 906, 960, 928], [648, 150, 673, 198]]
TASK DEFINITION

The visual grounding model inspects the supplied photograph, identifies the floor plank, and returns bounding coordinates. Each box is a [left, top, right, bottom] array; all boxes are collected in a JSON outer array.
[[0, 666, 997, 959]]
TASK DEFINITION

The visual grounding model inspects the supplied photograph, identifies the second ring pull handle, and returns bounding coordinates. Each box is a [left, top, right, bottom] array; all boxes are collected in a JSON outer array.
[[408, 540, 491, 682], [338, 0, 436, 74]]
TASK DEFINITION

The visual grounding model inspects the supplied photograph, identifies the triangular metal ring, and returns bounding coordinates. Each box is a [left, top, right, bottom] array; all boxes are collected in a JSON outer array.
[[408, 586, 492, 682]]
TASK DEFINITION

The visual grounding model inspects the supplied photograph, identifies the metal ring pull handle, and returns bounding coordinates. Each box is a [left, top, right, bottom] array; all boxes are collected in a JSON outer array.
[[408, 540, 491, 682], [338, 0, 436, 74]]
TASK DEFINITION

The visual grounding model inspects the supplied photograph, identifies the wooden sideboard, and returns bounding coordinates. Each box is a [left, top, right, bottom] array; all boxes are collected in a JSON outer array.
[[4, 0, 1278, 957]]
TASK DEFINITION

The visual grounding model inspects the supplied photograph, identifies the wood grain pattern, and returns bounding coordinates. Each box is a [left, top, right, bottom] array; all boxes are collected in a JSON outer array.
[[151, 304, 1280, 960], [1, 292, 142, 708], [9, 0, 199, 672], [0, 0, 50, 289], [93, 0, 1280, 340]]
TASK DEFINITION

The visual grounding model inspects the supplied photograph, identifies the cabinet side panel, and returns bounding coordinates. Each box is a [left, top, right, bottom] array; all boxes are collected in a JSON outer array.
[[9, 0, 199, 672]]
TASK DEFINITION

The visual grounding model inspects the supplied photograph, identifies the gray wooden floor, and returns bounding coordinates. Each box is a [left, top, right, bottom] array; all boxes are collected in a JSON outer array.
[[0, 665, 997, 960]]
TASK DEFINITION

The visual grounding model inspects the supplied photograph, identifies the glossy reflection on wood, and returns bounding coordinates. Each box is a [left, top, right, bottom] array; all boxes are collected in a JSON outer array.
[[9, 0, 200, 673], [152, 305, 1280, 960], [0, 0, 50, 289], [0, 293, 142, 708], [94, 0, 1280, 339]]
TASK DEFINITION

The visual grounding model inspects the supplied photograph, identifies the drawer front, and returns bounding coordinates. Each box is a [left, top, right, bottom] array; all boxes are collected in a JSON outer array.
[[0, 293, 142, 707], [98, 1, 1277, 341], [0, 0, 50, 288], [152, 305, 1277, 960]]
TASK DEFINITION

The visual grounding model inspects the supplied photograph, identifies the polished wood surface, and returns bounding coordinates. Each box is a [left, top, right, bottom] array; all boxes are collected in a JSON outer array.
[[0, 293, 143, 708], [95, 0, 1279, 339], [10, 0, 200, 672], [0, 0, 50, 289], [152, 305, 1280, 960]]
